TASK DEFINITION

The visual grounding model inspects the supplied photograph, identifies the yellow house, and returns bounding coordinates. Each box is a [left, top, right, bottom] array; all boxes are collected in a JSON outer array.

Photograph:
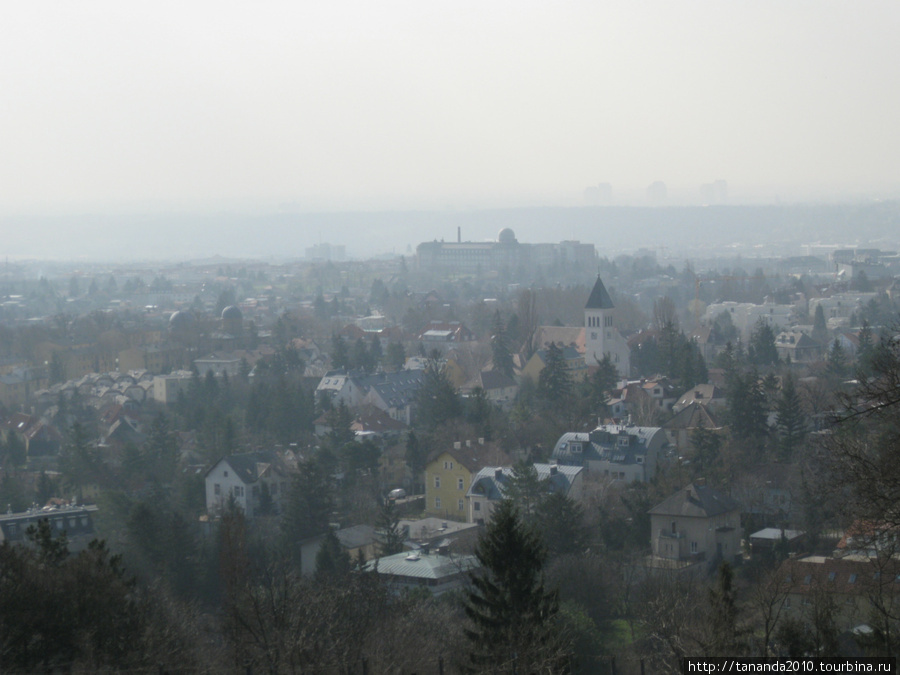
[[424, 441, 510, 521]]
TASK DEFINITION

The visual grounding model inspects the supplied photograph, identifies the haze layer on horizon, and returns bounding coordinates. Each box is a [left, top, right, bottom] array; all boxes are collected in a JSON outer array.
[[2, 1, 899, 215]]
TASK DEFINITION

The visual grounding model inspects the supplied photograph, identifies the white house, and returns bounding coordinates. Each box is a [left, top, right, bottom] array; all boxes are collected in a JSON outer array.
[[205, 451, 292, 519]]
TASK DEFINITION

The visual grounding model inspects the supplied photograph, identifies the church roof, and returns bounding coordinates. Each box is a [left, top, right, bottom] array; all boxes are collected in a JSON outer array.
[[585, 276, 615, 310]]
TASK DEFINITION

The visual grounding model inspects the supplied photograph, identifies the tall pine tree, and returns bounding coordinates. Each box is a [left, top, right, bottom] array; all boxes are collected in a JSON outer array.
[[465, 499, 569, 673]]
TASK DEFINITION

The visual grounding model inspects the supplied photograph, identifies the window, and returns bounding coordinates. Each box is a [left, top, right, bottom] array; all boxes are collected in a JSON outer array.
[[435, 497, 441, 509], [849, 574, 858, 584], [691, 541, 698, 553], [434, 476, 441, 489], [214, 484, 221, 496], [828, 572, 836, 582], [803, 575, 812, 585], [457, 478, 464, 490], [474, 502, 481, 511], [224, 471, 229, 477], [671, 522, 677, 534], [458, 499, 464, 511], [444, 460, 453, 470]]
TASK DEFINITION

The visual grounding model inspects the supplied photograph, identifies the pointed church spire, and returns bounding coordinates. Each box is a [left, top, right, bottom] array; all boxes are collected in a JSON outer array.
[[585, 276, 615, 310]]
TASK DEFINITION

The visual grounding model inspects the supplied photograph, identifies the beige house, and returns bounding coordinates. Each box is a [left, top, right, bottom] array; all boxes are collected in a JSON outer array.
[[649, 480, 742, 569]]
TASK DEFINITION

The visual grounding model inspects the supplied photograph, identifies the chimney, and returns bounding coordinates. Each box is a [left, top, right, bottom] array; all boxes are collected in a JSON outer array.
[[478, 437, 484, 445], [494, 468, 503, 479], [695, 477, 706, 487], [466, 439, 472, 448], [550, 465, 558, 475]]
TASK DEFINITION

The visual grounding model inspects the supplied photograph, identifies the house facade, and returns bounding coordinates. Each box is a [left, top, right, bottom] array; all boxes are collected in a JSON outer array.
[[466, 463, 583, 525], [424, 441, 509, 520], [552, 424, 669, 483], [649, 481, 742, 569], [205, 451, 291, 519]]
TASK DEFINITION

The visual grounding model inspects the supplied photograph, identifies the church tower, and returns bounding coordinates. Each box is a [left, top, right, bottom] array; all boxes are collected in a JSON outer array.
[[584, 276, 630, 376]]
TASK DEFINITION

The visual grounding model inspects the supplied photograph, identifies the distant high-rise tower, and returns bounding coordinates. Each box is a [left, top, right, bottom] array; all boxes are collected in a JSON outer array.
[[647, 181, 667, 204], [700, 180, 728, 205], [584, 276, 630, 376]]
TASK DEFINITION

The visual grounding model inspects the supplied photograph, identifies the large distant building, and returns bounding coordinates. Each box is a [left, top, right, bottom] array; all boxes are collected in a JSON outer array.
[[415, 229, 595, 276]]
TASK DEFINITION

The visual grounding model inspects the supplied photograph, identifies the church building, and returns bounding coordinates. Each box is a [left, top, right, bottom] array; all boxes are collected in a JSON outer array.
[[584, 276, 630, 377]]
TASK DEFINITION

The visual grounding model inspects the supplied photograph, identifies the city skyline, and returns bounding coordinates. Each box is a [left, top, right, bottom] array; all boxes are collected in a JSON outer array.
[[2, 1, 899, 218]]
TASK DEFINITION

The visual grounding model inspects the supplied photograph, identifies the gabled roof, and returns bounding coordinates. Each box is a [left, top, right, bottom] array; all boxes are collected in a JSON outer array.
[[674, 384, 725, 410], [427, 444, 511, 475], [464, 369, 518, 392], [662, 401, 722, 431], [362, 370, 425, 408], [531, 326, 586, 354], [585, 276, 615, 310], [649, 482, 740, 518], [352, 405, 407, 433], [207, 450, 287, 484]]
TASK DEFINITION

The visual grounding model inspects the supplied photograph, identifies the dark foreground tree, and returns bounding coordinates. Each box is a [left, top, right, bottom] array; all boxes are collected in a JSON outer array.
[[0, 520, 207, 673], [464, 499, 571, 673]]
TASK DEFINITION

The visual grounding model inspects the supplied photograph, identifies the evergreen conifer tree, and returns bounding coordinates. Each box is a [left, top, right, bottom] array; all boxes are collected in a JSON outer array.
[[464, 499, 569, 673], [490, 311, 515, 379], [775, 375, 806, 461], [376, 499, 404, 557], [538, 342, 573, 418]]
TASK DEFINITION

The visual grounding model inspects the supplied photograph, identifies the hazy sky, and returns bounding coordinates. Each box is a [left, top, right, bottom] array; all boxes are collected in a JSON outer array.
[[3, 1, 899, 214]]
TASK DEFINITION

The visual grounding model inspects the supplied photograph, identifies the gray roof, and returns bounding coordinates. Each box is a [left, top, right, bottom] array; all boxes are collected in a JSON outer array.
[[467, 463, 582, 500], [476, 369, 517, 391], [750, 527, 804, 542], [585, 276, 615, 310], [649, 483, 741, 518], [364, 550, 478, 580], [552, 425, 667, 467], [335, 524, 378, 549]]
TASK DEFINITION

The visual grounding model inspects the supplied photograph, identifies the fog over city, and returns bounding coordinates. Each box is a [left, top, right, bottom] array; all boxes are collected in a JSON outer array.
[[2, 1, 900, 260], [4, 4, 900, 673]]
